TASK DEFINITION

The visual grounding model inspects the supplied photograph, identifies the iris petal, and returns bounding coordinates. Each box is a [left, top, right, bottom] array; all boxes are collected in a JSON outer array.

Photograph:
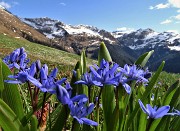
[[81, 118, 98, 126], [71, 94, 87, 102], [123, 83, 131, 94], [154, 106, 170, 119], [138, 99, 149, 115]]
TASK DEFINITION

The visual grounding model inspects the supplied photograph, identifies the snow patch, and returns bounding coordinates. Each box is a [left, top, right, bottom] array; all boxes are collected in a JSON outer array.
[[168, 46, 180, 51]]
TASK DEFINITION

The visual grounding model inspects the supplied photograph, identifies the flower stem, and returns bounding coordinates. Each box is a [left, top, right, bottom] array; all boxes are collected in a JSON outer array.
[[71, 118, 80, 131], [147, 118, 153, 130], [96, 88, 102, 131], [64, 106, 67, 131], [27, 81, 34, 108], [38, 92, 47, 127], [88, 86, 91, 103], [33, 87, 39, 114]]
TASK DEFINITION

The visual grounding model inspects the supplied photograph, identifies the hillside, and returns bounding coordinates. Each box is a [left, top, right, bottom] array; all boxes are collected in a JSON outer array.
[[0, 34, 96, 68], [115, 28, 180, 73], [0, 7, 51, 46]]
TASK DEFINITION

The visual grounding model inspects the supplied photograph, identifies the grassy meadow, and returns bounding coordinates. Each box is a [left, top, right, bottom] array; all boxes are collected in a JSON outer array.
[[0, 34, 98, 78], [0, 34, 179, 82]]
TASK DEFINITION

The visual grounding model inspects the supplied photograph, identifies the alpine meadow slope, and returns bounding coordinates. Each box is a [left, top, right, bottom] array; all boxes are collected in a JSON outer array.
[[0, 6, 180, 72]]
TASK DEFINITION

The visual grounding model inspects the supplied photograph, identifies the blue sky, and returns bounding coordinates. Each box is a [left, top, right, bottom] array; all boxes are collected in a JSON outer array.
[[0, 0, 180, 33]]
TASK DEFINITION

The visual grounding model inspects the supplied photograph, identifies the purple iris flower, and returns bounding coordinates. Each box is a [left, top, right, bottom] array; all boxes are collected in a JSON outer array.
[[168, 109, 180, 116], [5, 70, 41, 87], [174, 109, 180, 116], [120, 64, 149, 83], [116, 72, 131, 94], [68, 95, 98, 126], [56, 82, 72, 105], [3, 47, 29, 70], [138, 99, 170, 119], [35, 64, 67, 94], [56, 83, 97, 126], [89, 59, 119, 87], [75, 72, 101, 87]]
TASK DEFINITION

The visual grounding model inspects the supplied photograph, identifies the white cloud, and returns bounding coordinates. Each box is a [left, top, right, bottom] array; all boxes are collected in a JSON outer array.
[[177, 9, 180, 13], [149, 3, 170, 10], [117, 27, 134, 31], [0, 1, 11, 9], [59, 2, 66, 6], [168, 0, 180, 8], [149, 6, 154, 10], [116, 27, 135, 33], [167, 30, 179, 34], [160, 19, 172, 24], [174, 14, 180, 20]]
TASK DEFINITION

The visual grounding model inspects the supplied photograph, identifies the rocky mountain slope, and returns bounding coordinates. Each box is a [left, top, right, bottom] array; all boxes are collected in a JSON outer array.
[[21, 17, 117, 55], [21, 17, 135, 65], [23, 17, 180, 72], [0, 6, 51, 46], [115, 28, 180, 72]]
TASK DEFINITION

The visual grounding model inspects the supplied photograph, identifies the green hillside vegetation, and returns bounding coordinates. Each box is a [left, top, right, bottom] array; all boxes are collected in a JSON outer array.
[[157, 71, 180, 87], [0, 34, 179, 81], [0, 34, 97, 75]]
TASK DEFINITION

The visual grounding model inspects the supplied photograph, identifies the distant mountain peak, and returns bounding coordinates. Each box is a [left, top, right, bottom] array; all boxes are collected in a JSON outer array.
[[22, 17, 116, 43]]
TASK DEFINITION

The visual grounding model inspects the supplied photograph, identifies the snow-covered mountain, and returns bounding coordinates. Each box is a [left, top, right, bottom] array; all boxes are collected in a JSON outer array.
[[22, 17, 115, 44], [115, 28, 180, 52], [21, 17, 180, 72], [114, 28, 180, 72]]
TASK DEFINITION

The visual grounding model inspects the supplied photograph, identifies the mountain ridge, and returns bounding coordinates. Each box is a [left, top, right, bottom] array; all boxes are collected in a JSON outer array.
[[0, 7, 179, 72]]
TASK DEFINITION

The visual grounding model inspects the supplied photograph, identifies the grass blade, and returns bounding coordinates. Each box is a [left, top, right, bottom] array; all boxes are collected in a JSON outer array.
[[1, 60, 25, 120], [135, 50, 154, 67], [0, 99, 26, 131], [98, 42, 112, 64]]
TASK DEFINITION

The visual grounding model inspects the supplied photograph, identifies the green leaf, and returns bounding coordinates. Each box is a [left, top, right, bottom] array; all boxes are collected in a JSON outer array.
[[1, 60, 25, 120], [135, 50, 154, 67], [169, 85, 180, 107], [72, 119, 80, 131], [111, 106, 119, 131], [70, 61, 81, 97], [149, 119, 161, 131], [138, 111, 147, 131], [102, 85, 116, 131], [170, 117, 180, 131], [0, 59, 4, 97], [80, 50, 87, 74], [82, 124, 95, 131], [141, 61, 165, 102], [46, 104, 61, 130], [51, 105, 70, 131], [98, 42, 112, 65], [163, 80, 179, 105], [76, 69, 83, 94], [80, 51, 88, 96], [30, 115, 38, 131], [0, 99, 26, 131]]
